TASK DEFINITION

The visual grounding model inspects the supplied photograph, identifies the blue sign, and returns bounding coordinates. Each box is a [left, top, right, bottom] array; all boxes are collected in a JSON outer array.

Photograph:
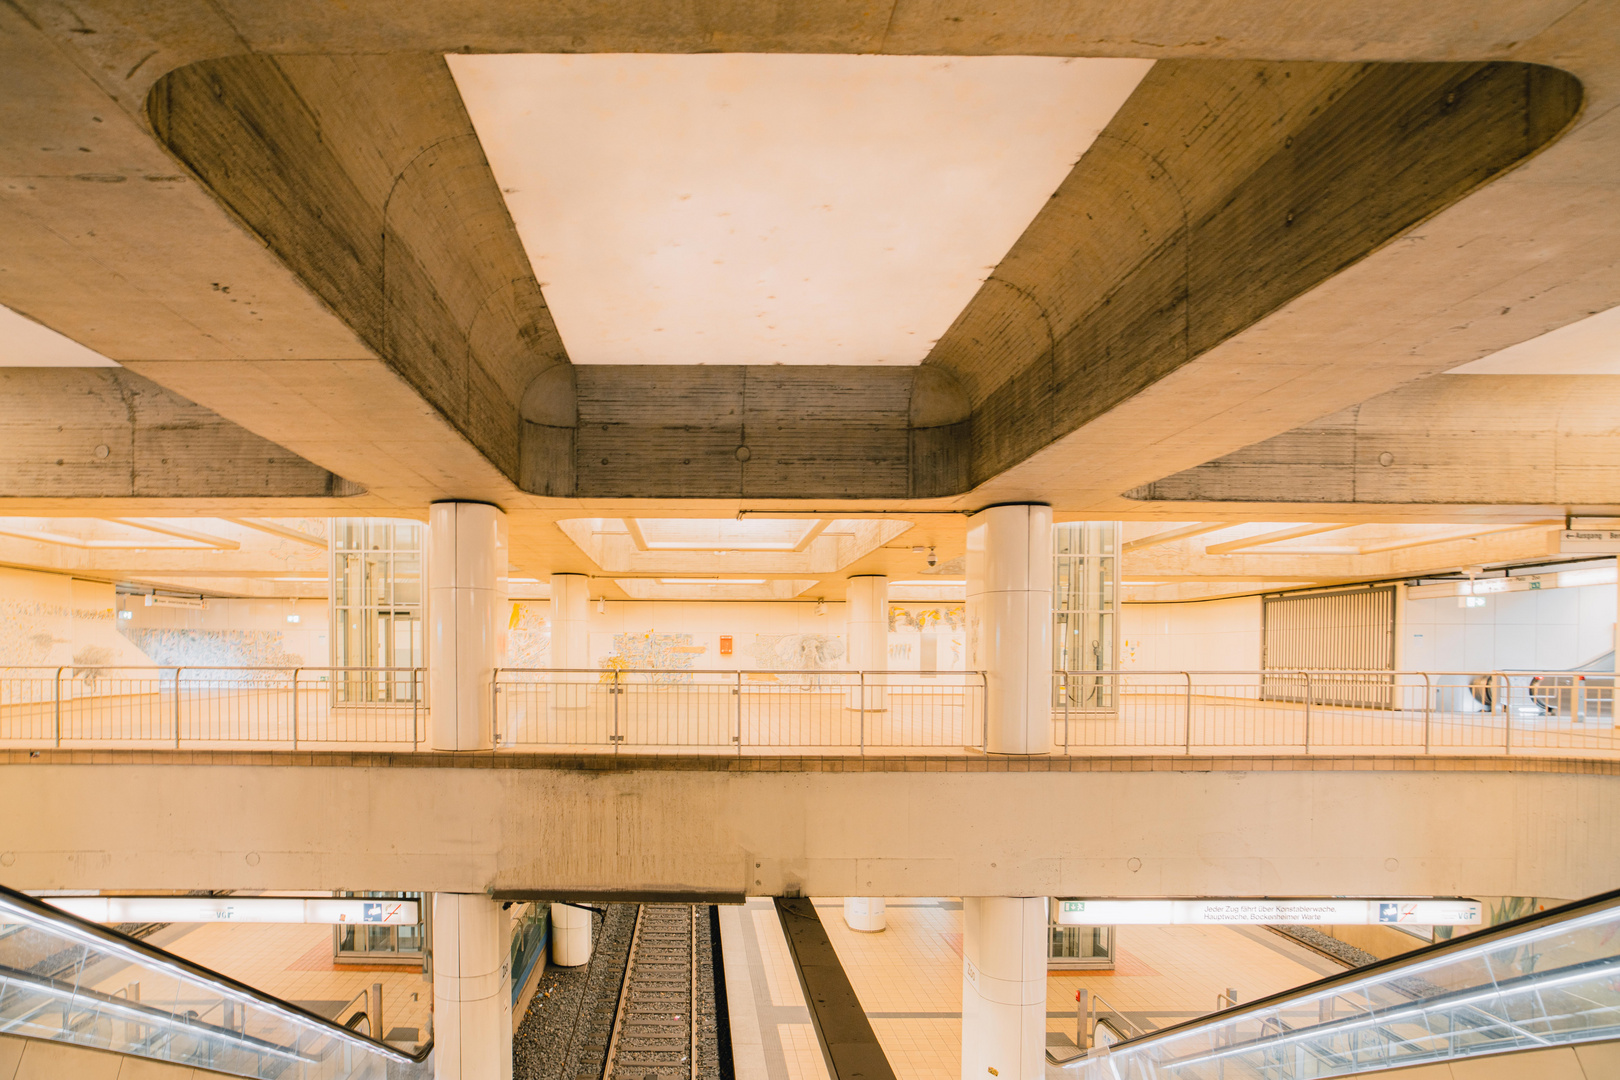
[[363, 902, 384, 923]]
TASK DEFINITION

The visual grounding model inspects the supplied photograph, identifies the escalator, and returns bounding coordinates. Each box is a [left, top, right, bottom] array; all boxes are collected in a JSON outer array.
[[0, 882, 431, 1079], [1048, 886, 1620, 1078]]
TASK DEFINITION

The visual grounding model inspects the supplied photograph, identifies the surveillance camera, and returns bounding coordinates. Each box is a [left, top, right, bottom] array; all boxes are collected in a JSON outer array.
[[926, 547, 937, 568]]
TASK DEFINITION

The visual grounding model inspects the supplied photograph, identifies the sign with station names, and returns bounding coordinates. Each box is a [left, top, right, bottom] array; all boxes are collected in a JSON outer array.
[[1057, 898, 1481, 927], [1560, 530, 1620, 554], [45, 896, 419, 925]]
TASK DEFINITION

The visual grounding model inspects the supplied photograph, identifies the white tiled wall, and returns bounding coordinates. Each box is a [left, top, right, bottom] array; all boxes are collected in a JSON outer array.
[[1119, 597, 1263, 673], [1401, 583, 1616, 672]]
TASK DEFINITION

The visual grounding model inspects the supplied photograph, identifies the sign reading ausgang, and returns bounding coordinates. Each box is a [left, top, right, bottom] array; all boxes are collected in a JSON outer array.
[[1560, 530, 1620, 554], [1057, 898, 1481, 926]]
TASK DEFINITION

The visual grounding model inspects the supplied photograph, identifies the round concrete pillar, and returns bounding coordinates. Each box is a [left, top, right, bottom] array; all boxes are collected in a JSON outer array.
[[843, 896, 887, 932], [548, 573, 590, 670], [961, 896, 1046, 1080], [428, 502, 507, 752], [432, 892, 513, 1080], [549, 903, 593, 967], [846, 575, 888, 711], [966, 504, 1053, 754]]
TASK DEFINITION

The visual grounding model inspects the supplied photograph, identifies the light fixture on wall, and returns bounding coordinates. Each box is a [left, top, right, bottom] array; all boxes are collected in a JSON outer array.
[[815, 599, 827, 616], [597, 597, 606, 614]]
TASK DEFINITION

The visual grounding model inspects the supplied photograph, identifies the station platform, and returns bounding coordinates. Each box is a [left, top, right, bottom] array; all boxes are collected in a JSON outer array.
[[720, 897, 1340, 1080]]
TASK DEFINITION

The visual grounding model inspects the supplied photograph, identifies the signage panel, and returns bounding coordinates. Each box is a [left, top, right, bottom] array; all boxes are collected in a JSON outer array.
[[1560, 530, 1620, 554], [1056, 898, 1481, 927], [46, 896, 419, 925]]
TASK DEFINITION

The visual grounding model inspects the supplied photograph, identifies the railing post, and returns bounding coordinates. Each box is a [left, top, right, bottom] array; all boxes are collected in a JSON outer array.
[[735, 670, 742, 756], [1422, 673, 1432, 755], [859, 671, 866, 755], [612, 668, 621, 753], [53, 666, 63, 748], [413, 668, 420, 749], [174, 667, 183, 749], [1499, 672, 1512, 754], [1303, 671, 1312, 754], [491, 671, 501, 749], [291, 667, 300, 750], [1184, 672, 1193, 755], [1062, 672, 1070, 756]]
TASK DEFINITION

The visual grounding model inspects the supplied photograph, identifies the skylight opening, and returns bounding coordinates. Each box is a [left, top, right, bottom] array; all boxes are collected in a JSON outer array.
[[449, 54, 1152, 365]]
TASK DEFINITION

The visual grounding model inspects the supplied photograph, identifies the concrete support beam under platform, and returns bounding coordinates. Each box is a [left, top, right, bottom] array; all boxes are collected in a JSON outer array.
[[0, 754, 1614, 902]]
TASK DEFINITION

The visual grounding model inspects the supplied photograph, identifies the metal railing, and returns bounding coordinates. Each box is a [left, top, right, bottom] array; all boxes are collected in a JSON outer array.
[[1053, 669, 1618, 757], [0, 666, 422, 749], [0, 664, 1613, 757], [1048, 886, 1620, 1078], [494, 668, 986, 753], [0, 882, 429, 1079]]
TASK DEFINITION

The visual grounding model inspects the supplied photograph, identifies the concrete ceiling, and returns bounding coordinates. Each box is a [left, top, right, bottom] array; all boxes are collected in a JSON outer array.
[[448, 54, 1151, 366], [0, 0, 1617, 552]]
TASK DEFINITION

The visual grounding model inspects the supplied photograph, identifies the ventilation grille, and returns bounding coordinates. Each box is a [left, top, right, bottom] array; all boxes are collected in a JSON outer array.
[[1262, 586, 1396, 708]]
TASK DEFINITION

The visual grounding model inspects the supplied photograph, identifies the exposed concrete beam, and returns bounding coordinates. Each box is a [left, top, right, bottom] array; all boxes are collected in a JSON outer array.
[[1356, 522, 1564, 556], [0, 756, 1613, 902], [0, 1, 1615, 516], [1122, 522, 1233, 554], [222, 518, 327, 549], [109, 519, 240, 550], [1204, 524, 1351, 555], [0, 369, 358, 500], [1128, 376, 1620, 508]]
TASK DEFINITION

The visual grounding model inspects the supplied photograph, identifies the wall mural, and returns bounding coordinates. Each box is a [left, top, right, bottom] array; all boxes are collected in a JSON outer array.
[[119, 628, 304, 672], [601, 631, 706, 683], [0, 595, 150, 703], [506, 602, 551, 668], [889, 604, 967, 670]]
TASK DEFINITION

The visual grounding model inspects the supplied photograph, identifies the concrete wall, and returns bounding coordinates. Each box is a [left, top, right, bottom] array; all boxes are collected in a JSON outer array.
[[506, 598, 967, 673], [0, 567, 150, 670], [1120, 597, 1263, 673], [0, 759, 1612, 903], [119, 596, 329, 670], [1121, 583, 1617, 675]]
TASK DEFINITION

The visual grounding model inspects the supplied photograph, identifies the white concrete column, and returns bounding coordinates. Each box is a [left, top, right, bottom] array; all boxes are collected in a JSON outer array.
[[961, 897, 1046, 1080], [548, 573, 590, 670], [846, 575, 888, 711], [843, 896, 887, 932], [428, 502, 508, 752], [549, 903, 593, 967], [432, 892, 513, 1080], [966, 504, 1054, 754]]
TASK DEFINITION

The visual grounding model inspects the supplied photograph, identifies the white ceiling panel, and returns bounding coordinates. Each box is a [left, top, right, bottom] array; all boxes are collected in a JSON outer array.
[[1446, 304, 1620, 375], [0, 305, 118, 366], [449, 54, 1152, 365]]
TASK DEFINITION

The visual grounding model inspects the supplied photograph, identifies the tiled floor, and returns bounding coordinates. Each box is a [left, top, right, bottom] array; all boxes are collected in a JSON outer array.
[[723, 897, 1340, 1080]]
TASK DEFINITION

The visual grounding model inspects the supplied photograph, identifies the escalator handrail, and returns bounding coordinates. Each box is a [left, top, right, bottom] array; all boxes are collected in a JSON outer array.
[[1090, 884, 1620, 1056], [0, 961, 324, 1062], [0, 880, 430, 1064], [1156, 951, 1620, 1067]]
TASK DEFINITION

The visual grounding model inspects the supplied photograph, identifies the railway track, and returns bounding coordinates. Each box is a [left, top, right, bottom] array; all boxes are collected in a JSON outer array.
[[604, 904, 699, 1080]]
